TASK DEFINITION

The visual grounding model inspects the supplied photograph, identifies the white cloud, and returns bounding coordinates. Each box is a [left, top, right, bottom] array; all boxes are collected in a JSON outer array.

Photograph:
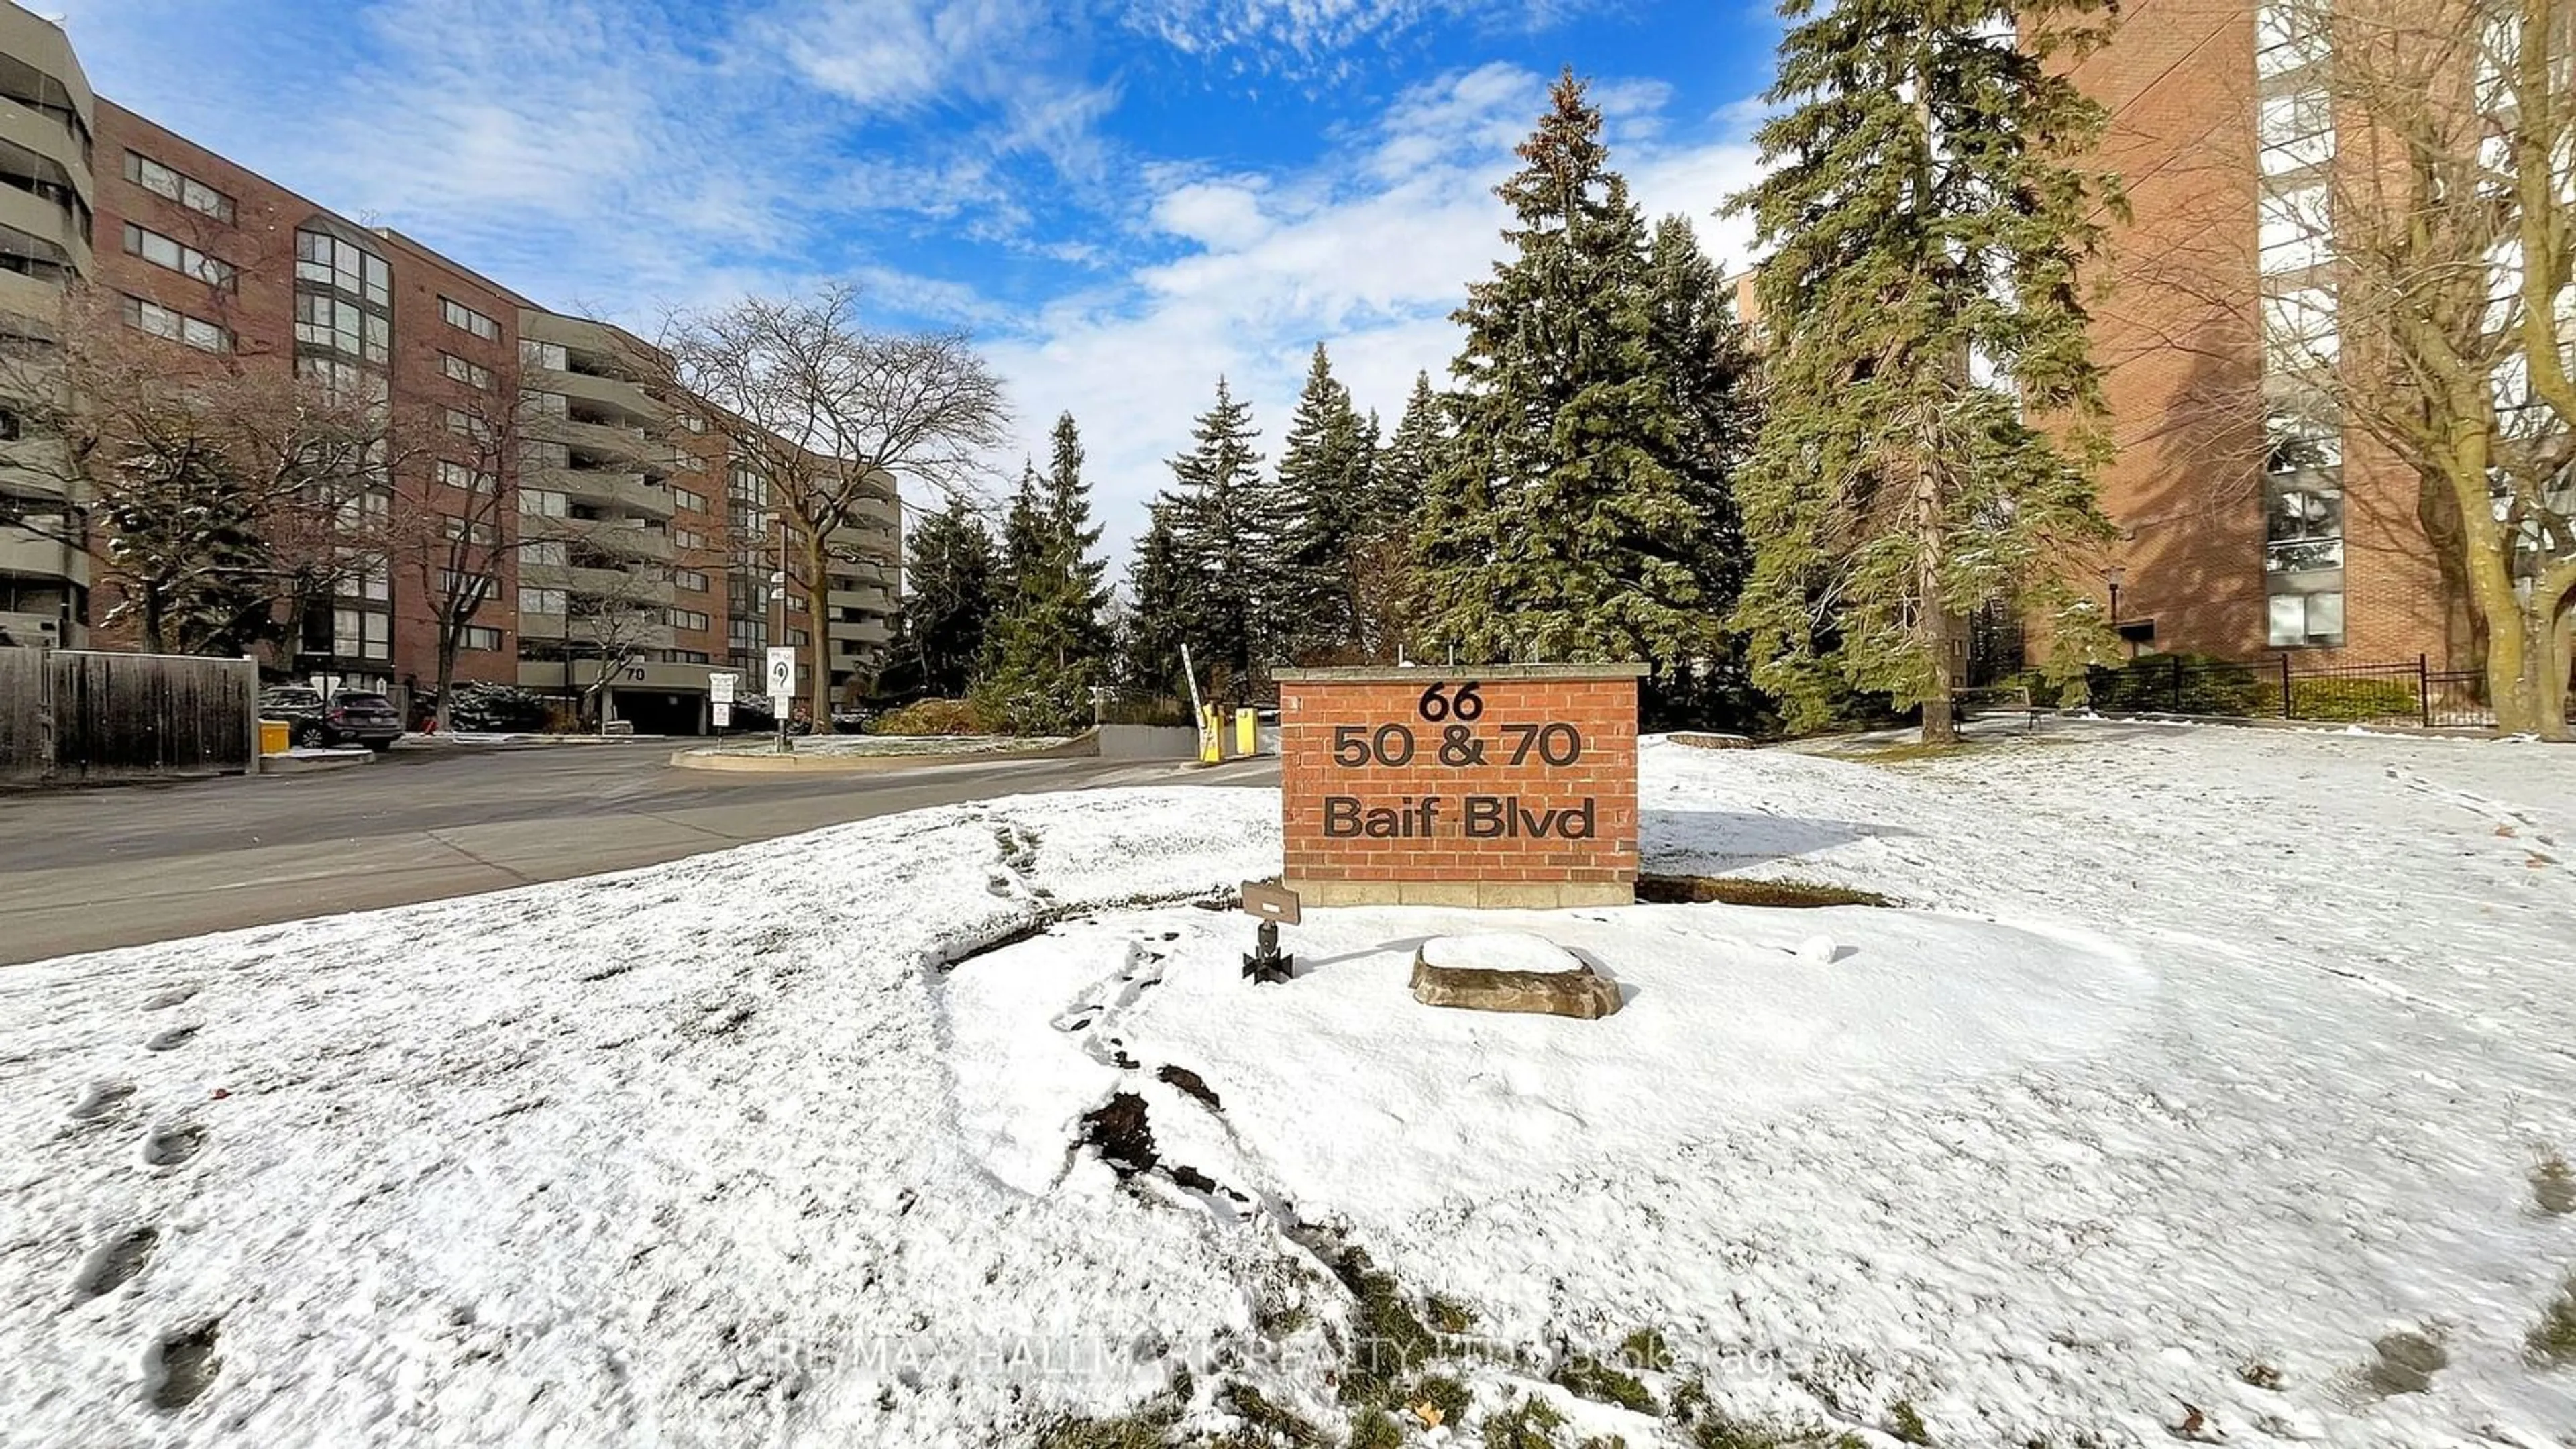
[[985, 62, 1768, 572]]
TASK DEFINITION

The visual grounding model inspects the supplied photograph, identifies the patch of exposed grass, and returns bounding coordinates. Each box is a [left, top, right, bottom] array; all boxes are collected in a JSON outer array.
[[1218, 1382, 1322, 1446], [1040, 1402, 1181, 1449], [1552, 1354, 1660, 1416], [2236, 1360, 2284, 1391], [2528, 1276, 2576, 1366], [1326, 1248, 1440, 1408], [1844, 741, 1974, 765], [1635, 875, 1892, 909], [2534, 1155, 2575, 1215], [1886, 1399, 1932, 1445], [1684, 1415, 1864, 1449], [1346, 1408, 1405, 1449], [1481, 1394, 1569, 1449], [1413, 1374, 1473, 1426], [1619, 1329, 1676, 1375], [1667, 1379, 1863, 1449], [1428, 1294, 1477, 1336]]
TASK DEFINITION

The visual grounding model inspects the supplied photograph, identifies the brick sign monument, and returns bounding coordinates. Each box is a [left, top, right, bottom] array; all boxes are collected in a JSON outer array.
[[1276, 664, 1644, 908]]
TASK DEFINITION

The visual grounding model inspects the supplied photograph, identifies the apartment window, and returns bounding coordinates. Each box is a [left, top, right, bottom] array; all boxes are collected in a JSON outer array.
[[441, 297, 500, 340], [441, 516, 498, 547], [672, 486, 707, 513], [675, 527, 708, 551], [519, 587, 566, 615], [2258, 91, 2334, 174], [2255, 0, 2327, 77], [458, 625, 504, 652], [295, 229, 389, 306], [2265, 482, 2345, 574], [123, 223, 235, 288], [2261, 288, 2338, 370], [2267, 589, 2345, 648], [674, 568, 709, 592], [667, 649, 710, 665], [2258, 184, 2330, 275], [523, 388, 568, 417], [297, 354, 388, 405], [120, 294, 229, 352], [521, 340, 567, 372], [783, 592, 806, 614], [679, 413, 706, 433], [668, 608, 712, 631], [296, 292, 390, 363], [438, 568, 495, 599], [331, 608, 392, 661], [443, 353, 493, 389], [520, 489, 567, 517], [123, 152, 234, 223], [786, 627, 809, 647], [523, 539, 566, 566], [435, 460, 497, 494]]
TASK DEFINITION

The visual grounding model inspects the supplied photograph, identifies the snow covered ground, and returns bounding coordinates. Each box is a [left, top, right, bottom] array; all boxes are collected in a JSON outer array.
[[5, 722, 2573, 1447]]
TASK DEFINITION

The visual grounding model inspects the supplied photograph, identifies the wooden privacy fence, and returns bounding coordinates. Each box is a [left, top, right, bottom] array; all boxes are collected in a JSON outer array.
[[0, 650, 258, 786]]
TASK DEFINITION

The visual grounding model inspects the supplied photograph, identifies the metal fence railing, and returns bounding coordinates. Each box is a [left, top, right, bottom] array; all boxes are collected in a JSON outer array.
[[2084, 653, 2495, 730]]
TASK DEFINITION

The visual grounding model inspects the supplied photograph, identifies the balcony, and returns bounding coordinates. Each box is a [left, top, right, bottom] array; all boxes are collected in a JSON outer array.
[[521, 559, 674, 606], [0, 184, 86, 272], [0, 522, 88, 588], [537, 365, 657, 424], [514, 657, 718, 693], [827, 616, 890, 647], [543, 517, 674, 562], [533, 414, 682, 473], [535, 466, 669, 519], [561, 612, 674, 655]]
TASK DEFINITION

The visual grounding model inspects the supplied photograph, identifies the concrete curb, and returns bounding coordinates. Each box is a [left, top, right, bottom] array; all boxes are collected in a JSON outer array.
[[667, 731, 1100, 773], [258, 751, 373, 775]]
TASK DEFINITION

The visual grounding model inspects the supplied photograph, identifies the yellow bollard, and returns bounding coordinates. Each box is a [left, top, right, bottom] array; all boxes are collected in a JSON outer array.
[[259, 720, 290, 755], [1198, 707, 1222, 764], [1234, 708, 1257, 758]]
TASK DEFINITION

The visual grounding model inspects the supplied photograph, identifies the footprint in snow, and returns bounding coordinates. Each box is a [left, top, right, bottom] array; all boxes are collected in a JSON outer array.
[[143, 1122, 207, 1168], [71, 1081, 137, 1122], [72, 1227, 160, 1303], [144, 985, 200, 1011], [145, 1024, 199, 1053], [146, 1320, 221, 1411]]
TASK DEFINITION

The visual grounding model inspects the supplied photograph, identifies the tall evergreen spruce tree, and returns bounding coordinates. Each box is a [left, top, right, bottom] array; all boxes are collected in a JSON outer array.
[[1375, 372, 1446, 536], [1120, 504, 1193, 695], [1413, 71, 1722, 667], [892, 497, 998, 698], [1274, 343, 1373, 659], [1157, 378, 1271, 701], [1642, 213, 1763, 727], [1731, 0, 2121, 741], [978, 414, 1112, 731]]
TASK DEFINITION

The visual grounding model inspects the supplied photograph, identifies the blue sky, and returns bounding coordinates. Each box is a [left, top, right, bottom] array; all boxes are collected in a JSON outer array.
[[52, 0, 1781, 556]]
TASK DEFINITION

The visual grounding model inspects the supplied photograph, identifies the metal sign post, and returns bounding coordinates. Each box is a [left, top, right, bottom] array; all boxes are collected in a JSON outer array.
[[764, 646, 796, 753]]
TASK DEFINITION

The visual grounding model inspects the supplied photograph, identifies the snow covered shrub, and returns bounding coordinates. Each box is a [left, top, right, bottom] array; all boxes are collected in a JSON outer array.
[[2530, 1277, 2576, 1365], [868, 698, 995, 736]]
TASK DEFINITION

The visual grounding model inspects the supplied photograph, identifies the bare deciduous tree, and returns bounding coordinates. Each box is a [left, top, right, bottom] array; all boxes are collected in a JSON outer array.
[[2271, 0, 2574, 733], [0, 285, 404, 658], [640, 285, 1010, 729]]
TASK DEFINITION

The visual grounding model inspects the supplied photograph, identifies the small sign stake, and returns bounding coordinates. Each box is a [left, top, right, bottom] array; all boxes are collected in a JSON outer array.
[[1240, 881, 1300, 983]]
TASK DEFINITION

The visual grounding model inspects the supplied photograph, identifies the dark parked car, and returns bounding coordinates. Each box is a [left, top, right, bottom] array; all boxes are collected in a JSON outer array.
[[260, 686, 404, 751]]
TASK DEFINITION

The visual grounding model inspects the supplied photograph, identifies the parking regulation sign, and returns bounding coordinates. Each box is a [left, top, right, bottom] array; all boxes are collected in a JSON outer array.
[[764, 647, 796, 713], [708, 671, 737, 727]]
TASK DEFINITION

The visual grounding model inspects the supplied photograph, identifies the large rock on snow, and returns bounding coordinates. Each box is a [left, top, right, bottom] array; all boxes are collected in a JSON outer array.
[[1409, 933, 1623, 1020]]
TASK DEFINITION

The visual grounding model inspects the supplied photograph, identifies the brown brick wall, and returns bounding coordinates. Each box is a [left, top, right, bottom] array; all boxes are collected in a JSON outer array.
[[2059, 0, 2465, 667], [1279, 669, 1640, 908]]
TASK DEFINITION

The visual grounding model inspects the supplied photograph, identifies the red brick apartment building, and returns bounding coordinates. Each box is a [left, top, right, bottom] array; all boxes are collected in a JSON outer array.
[[2066, 0, 2457, 666], [0, 4, 896, 731]]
